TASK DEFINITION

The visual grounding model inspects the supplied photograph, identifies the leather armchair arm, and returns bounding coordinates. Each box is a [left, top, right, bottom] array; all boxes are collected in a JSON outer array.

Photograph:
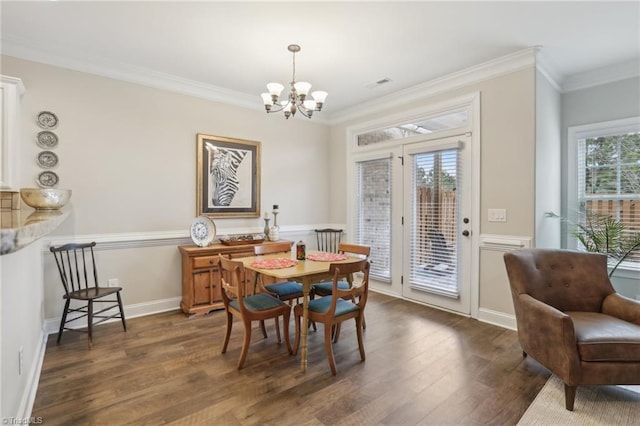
[[602, 293, 640, 325], [516, 294, 581, 382]]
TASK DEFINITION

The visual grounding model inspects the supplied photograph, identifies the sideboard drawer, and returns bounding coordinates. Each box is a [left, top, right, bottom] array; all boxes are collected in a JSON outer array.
[[192, 256, 219, 269]]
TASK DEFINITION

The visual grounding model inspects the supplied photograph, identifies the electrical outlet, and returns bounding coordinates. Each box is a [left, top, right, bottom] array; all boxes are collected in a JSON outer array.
[[18, 346, 23, 375], [107, 278, 119, 287]]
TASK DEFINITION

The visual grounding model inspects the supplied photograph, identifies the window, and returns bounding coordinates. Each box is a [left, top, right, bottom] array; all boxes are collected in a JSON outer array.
[[570, 117, 640, 269], [355, 156, 392, 281], [357, 110, 468, 147]]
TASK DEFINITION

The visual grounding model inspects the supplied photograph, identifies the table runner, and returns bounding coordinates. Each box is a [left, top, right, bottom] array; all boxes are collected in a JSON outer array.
[[306, 252, 348, 261], [250, 258, 298, 269]]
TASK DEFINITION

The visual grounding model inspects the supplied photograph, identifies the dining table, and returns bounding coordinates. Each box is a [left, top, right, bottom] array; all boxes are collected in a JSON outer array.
[[236, 249, 362, 372]]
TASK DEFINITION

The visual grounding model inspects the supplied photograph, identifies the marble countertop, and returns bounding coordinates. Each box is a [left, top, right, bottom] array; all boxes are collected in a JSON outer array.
[[1, 207, 70, 255]]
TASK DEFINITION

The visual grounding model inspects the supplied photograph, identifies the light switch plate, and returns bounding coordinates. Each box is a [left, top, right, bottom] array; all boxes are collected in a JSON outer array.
[[488, 208, 507, 222]]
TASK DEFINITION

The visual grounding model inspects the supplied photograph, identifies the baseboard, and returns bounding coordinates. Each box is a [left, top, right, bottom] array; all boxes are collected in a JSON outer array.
[[478, 307, 517, 330], [17, 330, 48, 420], [43, 297, 182, 334]]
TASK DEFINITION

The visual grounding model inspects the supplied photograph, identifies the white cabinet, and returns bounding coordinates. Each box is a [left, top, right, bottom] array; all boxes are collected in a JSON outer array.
[[0, 75, 25, 190]]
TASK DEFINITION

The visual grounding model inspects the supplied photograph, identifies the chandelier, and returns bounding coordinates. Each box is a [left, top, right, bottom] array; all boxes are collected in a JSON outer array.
[[261, 44, 328, 119]]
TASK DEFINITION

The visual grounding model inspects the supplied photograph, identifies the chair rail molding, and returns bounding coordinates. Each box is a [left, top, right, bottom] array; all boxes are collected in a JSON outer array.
[[43, 224, 348, 252]]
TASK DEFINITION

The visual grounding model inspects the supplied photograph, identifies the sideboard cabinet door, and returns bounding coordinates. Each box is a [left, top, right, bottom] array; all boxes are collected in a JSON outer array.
[[178, 241, 291, 316]]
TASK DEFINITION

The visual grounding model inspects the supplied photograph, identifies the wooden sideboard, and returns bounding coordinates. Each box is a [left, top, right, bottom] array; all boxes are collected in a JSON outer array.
[[178, 240, 290, 316]]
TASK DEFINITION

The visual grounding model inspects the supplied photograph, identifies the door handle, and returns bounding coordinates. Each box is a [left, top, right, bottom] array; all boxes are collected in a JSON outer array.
[[462, 230, 470, 237]]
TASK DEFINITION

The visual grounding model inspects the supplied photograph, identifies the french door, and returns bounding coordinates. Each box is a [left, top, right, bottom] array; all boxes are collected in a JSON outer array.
[[402, 134, 472, 314]]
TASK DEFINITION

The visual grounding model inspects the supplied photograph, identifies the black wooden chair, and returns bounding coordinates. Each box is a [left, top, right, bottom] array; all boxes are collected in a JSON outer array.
[[314, 228, 343, 253], [50, 242, 126, 347]]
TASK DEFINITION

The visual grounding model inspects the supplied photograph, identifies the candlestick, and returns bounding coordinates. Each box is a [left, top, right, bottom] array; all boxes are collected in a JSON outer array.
[[263, 217, 271, 240], [264, 211, 269, 219], [272, 211, 279, 229]]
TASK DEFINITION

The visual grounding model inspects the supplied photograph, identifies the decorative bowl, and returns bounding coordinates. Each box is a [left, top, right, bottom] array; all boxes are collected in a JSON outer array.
[[20, 188, 72, 210]]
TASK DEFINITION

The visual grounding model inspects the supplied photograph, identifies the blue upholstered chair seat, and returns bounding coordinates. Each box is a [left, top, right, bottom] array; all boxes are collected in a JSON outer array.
[[308, 296, 359, 317], [265, 281, 304, 298], [311, 280, 349, 295], [230, 293, 286, 312]]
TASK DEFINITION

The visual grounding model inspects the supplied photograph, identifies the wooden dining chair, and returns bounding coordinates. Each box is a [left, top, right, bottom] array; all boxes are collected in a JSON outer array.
[[315, 228, 343, 253], [218, 254, 292, 369], [49, 242, 127, 348], [311, 243, 371, 341], [293, 259, 370, 375], [253, 241, 304, 305], [311, 243, 371, 298]]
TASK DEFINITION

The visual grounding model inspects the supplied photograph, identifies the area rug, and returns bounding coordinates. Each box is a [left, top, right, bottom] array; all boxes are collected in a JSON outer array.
[[518, 375, 640, 425]]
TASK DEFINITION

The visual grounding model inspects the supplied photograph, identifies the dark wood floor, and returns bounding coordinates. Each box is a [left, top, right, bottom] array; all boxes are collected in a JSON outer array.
[[32, 292, 550, 425]]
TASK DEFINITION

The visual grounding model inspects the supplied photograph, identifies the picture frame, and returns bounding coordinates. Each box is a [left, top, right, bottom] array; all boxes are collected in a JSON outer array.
[[196, 134, 261, 218]]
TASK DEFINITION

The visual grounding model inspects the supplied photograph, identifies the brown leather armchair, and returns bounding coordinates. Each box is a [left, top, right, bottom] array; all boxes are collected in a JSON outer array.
[[503, 248, 640, 410]]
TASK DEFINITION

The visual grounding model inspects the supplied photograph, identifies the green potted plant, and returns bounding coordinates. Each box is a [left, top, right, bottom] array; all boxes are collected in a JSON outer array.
[[546, 211, 640, 277]]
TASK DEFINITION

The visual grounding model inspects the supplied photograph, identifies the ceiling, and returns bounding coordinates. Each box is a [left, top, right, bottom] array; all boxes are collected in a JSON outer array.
[[1, 1, 639, 122]]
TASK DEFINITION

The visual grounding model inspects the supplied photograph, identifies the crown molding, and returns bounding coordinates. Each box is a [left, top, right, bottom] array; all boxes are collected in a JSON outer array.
[[326, 47, 539, 125], [534, 47, 563, 92], [561, 58, 640, 93], [3, 35, 638, 122], [1, 35, 261, 112]]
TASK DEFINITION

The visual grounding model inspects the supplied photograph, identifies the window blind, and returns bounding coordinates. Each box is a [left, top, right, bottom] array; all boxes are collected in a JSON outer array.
[[409, 148, 460, 298], [577, 130, 640, 267], [355, 156, 392, 280]]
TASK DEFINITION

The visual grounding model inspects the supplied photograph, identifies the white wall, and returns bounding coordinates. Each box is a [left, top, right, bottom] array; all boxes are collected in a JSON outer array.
[[1, 240, 45, 419], [534, 68, 561, 248]]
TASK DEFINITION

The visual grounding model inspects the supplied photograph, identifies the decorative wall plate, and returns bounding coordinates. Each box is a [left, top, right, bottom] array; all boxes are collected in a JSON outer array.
[[37, 111, 59, 129], [36, 131, 59, 149], [37, 151, 59, 169], [37, 171, 59, 188], [190, 216, 216, 247]]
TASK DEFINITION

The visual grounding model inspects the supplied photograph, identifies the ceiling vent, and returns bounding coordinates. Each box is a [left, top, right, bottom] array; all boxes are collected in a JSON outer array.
[[365, 78, 392, 89]]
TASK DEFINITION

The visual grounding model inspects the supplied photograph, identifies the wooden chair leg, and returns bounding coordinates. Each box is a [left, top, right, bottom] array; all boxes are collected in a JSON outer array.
[[293, 310, 301, 356], [57, 299, 70, 344], [356, 316, 366, 362], [238, 319, 252, 369], [117, 292, 127, 331], [332, 323, 342, 343], [282, 309, 292, 354], [274, 317, 282, 343], [259, 320, 267, 338], [324, 323, 337, 375], [87, 300, 94, 349], [564, 384, 577, 411], [221, 311, 233, 353]]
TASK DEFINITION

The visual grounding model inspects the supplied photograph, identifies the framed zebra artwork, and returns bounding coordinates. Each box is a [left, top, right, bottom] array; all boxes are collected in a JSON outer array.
[[196, 134, 261, 218]]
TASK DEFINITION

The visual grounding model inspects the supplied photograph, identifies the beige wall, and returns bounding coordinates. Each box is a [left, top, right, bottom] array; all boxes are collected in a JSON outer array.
[[330, 67, 537, 320], [3, 55, 331, 233], [2, 55, 332, 328]]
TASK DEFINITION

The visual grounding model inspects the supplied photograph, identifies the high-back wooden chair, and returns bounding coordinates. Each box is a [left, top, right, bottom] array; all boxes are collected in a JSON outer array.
[[315, 228, 343, 253], [219, 254, 292, 369], [293, 260, 370, 375], [253, 241, 304, 305], [50, 242, 127, 348]]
